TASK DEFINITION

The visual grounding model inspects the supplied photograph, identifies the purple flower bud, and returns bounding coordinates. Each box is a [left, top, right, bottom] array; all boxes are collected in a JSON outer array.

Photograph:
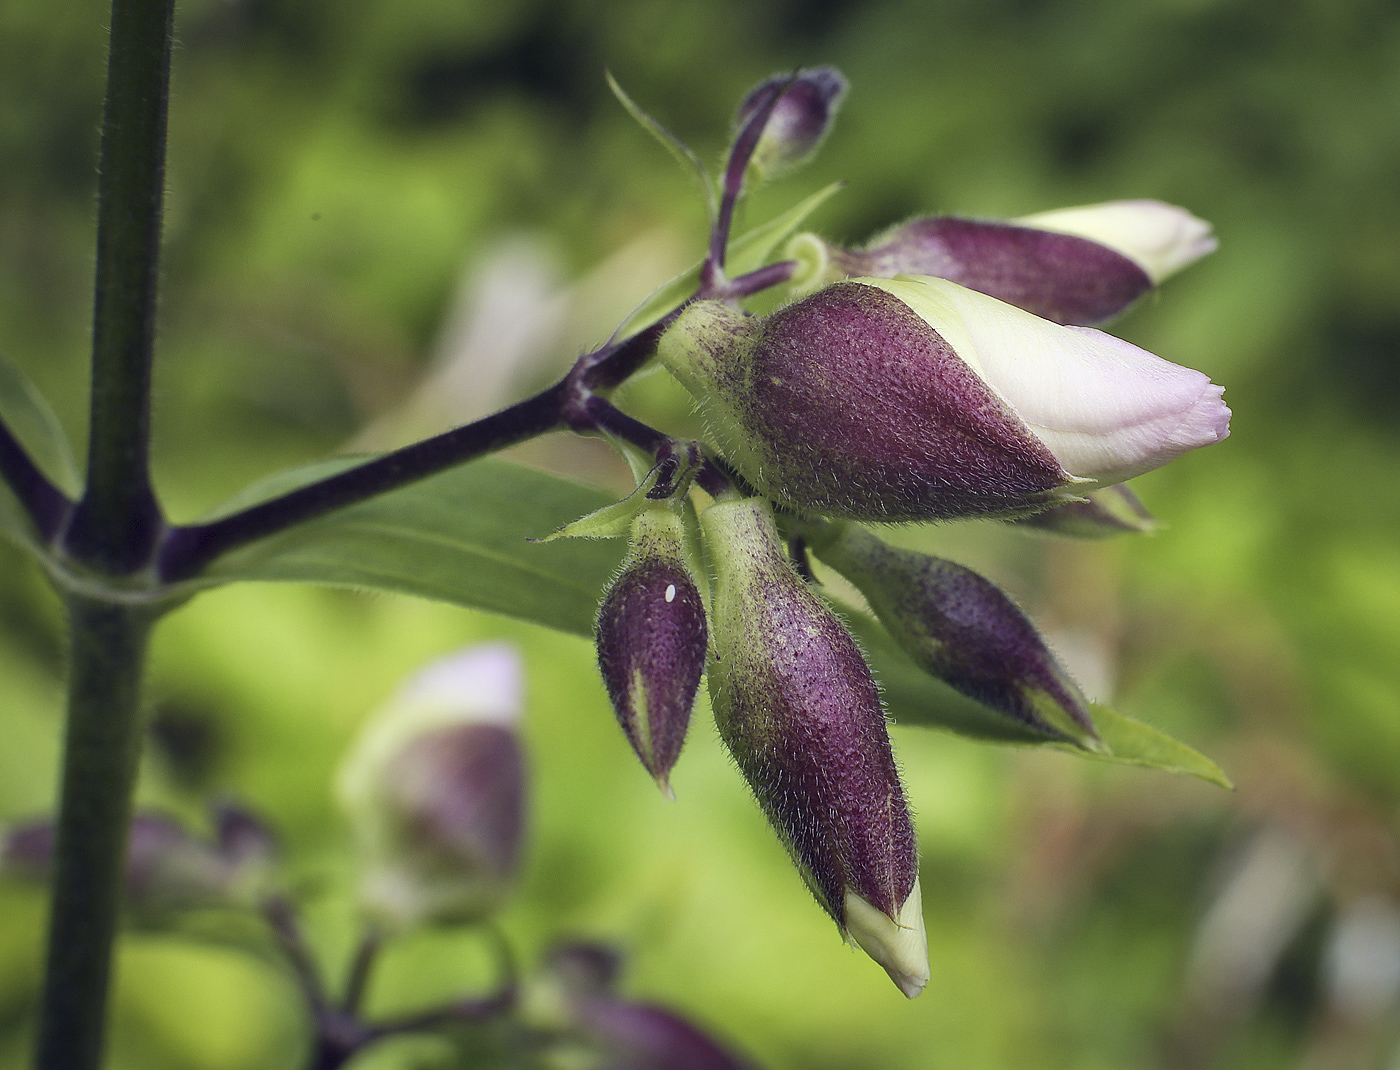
[[1012, 483, 1156, 538], [701, 498, 927, 998], [337, 645, 527, 928], [808, 523, 1100, 748], [735, 67, 847, 180], [2, 812, 252, 916], [657, 277, 1229, 522], [573, 994, 757, 1070], [786, 200, 1215, 325], [596, 508, 708, 795]]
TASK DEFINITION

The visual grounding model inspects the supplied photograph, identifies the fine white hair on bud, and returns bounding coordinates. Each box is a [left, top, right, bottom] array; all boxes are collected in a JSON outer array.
[[1015, 199, 1217, 284], [845, 878, 930, 999]]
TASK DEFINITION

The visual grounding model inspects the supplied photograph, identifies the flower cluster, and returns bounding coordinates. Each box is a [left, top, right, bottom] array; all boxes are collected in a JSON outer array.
[[578, 67, 1230, 998]]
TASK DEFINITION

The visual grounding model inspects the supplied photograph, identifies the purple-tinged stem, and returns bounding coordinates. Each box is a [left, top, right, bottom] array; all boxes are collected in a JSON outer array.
[[0, 416, 70, 542]]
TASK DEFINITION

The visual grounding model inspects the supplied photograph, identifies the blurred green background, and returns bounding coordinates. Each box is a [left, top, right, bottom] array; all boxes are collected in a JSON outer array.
[[3, 0, 1400, 1066]]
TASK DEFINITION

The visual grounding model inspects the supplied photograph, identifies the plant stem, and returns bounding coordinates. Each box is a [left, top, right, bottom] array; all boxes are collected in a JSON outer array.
[[36, 599, 154, 1070], [62, 0, 176, 574]]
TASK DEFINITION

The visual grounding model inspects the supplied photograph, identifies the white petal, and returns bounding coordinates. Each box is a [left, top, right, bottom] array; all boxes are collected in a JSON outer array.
[[863, 276, 1230, 484], [845, 880, 929, 999], [1015, 199, 1217, 283]]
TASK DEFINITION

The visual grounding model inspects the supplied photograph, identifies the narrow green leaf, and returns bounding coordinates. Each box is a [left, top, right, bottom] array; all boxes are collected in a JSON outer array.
[[0, 352, 80, 550], [616, 181, 844, 338], [197, 458, 624, 636], [0, 352, 80, 496], [605, 70, 716, 222], [849, 608, 1231, 788]]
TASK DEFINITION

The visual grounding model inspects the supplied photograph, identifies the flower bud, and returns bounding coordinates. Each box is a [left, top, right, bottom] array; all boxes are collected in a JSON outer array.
[[701, 498, 927, 998], [1011, 483, 1156, 538], [2, 810, 266, 917], [657, 276, 1229, 522], [337, 644, 526, 930], [786, 200, 1214, 325], [1015, 200, 1217, 284], [735, 67, 847, 181], [807, 523, 1101, 749], [596, 507, 708, 796]]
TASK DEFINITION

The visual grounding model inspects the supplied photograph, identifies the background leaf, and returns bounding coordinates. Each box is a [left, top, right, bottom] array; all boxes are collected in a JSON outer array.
[[199, 458, 625, 636]]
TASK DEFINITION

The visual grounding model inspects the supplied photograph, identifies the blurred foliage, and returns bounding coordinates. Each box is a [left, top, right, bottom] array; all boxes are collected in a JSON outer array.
[[2, 0, 1400, 1067]]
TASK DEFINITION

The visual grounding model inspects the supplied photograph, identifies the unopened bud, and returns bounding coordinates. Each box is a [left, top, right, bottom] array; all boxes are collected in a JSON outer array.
[[735, 67, 847, 181], [1015, 200, 1217, 284], [807, 523, 1100, 748], [2, 810, 267, 917], [657, 277, 1228, 522], [337, 644, 526, 929], [701, 498, 927, 998], [596, 507, 708, 795], [786, 215, 1153, 326], [1012, 483, 1156, 538]]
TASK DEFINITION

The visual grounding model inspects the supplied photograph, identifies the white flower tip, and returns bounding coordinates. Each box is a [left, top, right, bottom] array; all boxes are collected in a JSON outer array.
[[395, 643, 524, 727], [1016, 199, 1217, 283], [844, 880, 930, 999]]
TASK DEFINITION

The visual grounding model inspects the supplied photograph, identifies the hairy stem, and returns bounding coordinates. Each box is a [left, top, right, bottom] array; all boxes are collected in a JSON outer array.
[[36, 600, 154, 1070], [62, 0, 175, 573]]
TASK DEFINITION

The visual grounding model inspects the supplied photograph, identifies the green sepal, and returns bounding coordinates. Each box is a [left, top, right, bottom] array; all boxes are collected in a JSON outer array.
[[605, 70, 715, 224], [616, 180, 844, 338]]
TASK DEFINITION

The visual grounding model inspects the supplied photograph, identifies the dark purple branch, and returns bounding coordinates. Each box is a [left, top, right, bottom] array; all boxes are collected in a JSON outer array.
[[341, 929, 381, 1015], [263, 896, 330, 1014], [0, 416, 71, 542], [157, 383, 569, 581]]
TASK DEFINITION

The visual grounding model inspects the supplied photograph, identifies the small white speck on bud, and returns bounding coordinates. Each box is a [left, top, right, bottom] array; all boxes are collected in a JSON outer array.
[[664, 584, 677, 603]]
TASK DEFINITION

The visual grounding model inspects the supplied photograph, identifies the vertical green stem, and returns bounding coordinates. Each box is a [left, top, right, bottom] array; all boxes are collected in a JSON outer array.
[[36, 599, 153, 1070], [62, 0, 176, 573]]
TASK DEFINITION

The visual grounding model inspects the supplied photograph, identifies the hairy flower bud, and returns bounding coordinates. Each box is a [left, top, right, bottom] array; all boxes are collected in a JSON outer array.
[[1015, 200, 1217, 284], [337, 644, 526, 929], [786, 200, 1214, 325], [1012, 483, 1156, 538], [735, 67, 847, 181], [658, 276, 1229, 522], [701, 498, 927, 997], [596, 507, 708, 795], [807, 523, 1100, 748]]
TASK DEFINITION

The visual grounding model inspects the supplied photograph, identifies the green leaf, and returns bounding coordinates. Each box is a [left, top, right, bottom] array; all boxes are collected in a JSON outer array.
[[606, 70, 715, 223], [616, 181, 844, 338], [198, 458, 624, 637], [0, 353, 80, 496], [849, 609, 1231, 788], [0, 352, 79, 550]]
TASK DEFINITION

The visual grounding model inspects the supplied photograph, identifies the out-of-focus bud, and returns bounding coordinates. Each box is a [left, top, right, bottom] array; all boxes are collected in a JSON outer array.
[[596, 506, 708, 796], [1011, 483, 1156, 538], [735, 67, 847, 182], [1, 810, 267, 917], [701, 498, 927, 998], [1015, 200, 1217, 284], [539, 942, 756, 1070], [786, 200, 1213, 324], [806, 523, 1101, 749], [657, 277, 1229, 523], [337, 644, 526, 930]]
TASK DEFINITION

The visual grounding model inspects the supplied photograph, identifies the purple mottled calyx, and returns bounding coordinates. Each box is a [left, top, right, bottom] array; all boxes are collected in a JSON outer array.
[[793, 217, 1153, 325], [701, 498, 925, 999], [660, 284, 1068, 522], [596, 508, 708, 794], [736, 67, 847, 179], [809, 523, 1099, 747]]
